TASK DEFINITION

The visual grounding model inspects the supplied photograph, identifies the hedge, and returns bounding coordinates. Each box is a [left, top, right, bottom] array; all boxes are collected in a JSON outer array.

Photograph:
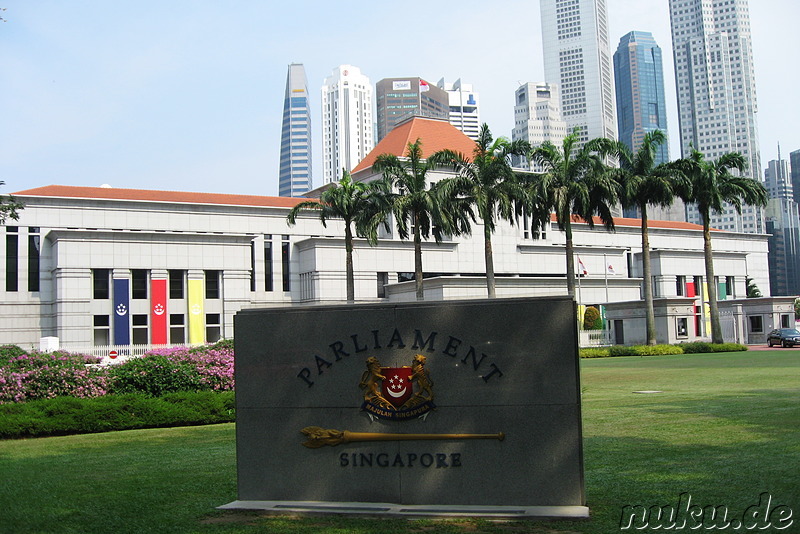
[[0, 391, 235, 439], [580, 342, 747, 358]]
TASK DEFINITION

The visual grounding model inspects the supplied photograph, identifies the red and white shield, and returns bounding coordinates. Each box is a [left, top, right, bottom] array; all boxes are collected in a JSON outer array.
[[381, 367, 413, 409]]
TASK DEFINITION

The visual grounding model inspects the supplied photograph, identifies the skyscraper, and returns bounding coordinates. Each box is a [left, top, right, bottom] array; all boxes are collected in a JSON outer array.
[[278, 63, 312, 197], [669, 0, 763, 233], [375, 77, 448, 142], [613, 31, 683, 221], [764, 149, 800, 295], [613, 31, 669, 165], [790, 149, 800, 205], [437, 78, 481, 141], [512, 82, 567, 171], [321, 65, 374, 185], [540, 0, 617, 145], [765, 155, 792, 200]]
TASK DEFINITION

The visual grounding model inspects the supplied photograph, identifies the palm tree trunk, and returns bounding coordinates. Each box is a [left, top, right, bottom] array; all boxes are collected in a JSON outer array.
[[641, 205, 656, 345], [413, 211, 424, 301], [565, 221, 576, 298], [484, 224, 496, 298], [344, 222, 355, 303], [703, 213, 723, 343]]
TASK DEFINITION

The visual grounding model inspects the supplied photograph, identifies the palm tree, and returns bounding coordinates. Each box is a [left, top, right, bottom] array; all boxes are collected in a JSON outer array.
[[431, 124, 529, 298], [676, 149, 768, 343], [372, 139, 471, 301], [613, 130, 687, 345], [527, 132, 618, 298], [286, 170, 384, 303]]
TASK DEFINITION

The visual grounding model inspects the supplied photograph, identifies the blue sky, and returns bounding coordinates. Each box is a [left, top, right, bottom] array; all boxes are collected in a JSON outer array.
[[2, 0, 797, 197]]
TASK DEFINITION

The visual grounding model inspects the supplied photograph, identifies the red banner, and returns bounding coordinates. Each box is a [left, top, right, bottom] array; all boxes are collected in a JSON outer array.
[[151, 279, 167, 344], [686, 281, 696, 298]]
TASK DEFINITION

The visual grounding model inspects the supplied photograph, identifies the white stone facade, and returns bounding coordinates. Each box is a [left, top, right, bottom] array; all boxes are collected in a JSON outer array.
[[0, 183, 772, 350]]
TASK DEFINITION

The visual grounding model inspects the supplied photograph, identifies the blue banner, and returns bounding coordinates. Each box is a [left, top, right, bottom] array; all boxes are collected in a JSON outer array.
[[113, 278, 130, 346]]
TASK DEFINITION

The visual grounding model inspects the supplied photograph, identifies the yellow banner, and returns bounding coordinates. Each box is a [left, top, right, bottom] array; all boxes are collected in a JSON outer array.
[[702, 282, 711, 336], [188, 279, 205, 345]]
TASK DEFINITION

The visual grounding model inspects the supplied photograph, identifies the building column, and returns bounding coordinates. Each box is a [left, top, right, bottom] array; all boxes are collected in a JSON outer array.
[[53, 267, 92, 349], [222, 269, 252, 339]]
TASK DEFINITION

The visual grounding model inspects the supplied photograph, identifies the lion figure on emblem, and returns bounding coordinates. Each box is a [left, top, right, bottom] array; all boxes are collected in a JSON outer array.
[[403, 354, 434, 409], [359, 357, 393, 409]]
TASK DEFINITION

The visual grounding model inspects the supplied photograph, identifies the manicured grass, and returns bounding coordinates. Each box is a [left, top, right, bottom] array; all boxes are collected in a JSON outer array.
[[0, 351, 797, 533]]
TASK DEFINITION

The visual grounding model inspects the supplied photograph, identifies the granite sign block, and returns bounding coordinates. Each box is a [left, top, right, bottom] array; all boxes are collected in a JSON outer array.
[[228, 297, 586, 515]]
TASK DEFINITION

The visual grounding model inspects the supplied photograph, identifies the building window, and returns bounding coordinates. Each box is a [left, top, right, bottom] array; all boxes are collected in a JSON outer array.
[[250, 240, 256, 292], [28, 228, 40, 292], [264, 235, 273, 292], [132, 314, 148, 345], [205, 270, 220, 299], [781, 314, 791, 328], [748, 315, 763, 334], [676, 275, 686, 296], [677, 317, 689, 338], [132, 270, 148, 299], [5, 227, 18, 292], [169, 270, 185, 299], [93, 315, 110, 345], [169, 314, 185, 344], [693, 276, 703, 296], [93, 269, 111, 299], [206, 313, 221, 343], [281, 236, 290, 292], [726, 276, 734, 297], [377, 272, 388, 298]]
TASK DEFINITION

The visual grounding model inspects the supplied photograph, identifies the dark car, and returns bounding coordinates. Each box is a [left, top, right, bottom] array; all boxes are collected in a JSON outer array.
[[767, 328, 800, 347]]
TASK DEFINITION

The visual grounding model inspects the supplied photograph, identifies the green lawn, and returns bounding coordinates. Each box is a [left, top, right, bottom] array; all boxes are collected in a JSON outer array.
[[0, 351, 798, 533]]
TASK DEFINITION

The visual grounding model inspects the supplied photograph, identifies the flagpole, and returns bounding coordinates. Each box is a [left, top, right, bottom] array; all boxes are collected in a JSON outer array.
[[577, 255, 582, 306], [604, 253, 609, 303]]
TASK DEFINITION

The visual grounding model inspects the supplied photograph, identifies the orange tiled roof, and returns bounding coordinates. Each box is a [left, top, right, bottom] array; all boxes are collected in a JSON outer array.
[[13, 186, 718, 232], [553, 214, 719, 232], [351, 116, 477, 174], [13, 185, 310, 209]]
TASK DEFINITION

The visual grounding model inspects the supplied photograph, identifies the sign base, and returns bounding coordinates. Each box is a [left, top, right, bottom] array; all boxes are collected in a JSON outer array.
[[218, 500, 589, 519]]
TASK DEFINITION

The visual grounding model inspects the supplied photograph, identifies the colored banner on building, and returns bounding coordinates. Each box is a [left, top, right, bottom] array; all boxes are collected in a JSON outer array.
[[113, 278, 130, 346], [187, 279, 205, 344], [717, 282, 727, 301], [686, 282, 696, 298], [151, 279, 167, 344], [702, 282, 711, 334]]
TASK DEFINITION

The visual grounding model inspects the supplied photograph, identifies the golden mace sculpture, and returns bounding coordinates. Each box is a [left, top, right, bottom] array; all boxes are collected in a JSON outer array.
[[301, 426, 505, 449]]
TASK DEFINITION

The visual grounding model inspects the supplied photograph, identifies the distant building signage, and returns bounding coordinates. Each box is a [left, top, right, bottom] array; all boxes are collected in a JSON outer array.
[[393, 80, 411, 91]]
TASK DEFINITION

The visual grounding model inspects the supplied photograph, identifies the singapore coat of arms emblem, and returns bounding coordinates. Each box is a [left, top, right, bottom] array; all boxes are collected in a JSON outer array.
[[358, 354, 435, 420]]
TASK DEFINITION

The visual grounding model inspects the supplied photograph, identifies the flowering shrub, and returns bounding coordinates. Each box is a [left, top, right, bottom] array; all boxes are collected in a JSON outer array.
[[0, 349, 108, 403], [0, 342, 234, 403], [144, 343, 235, 392]]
